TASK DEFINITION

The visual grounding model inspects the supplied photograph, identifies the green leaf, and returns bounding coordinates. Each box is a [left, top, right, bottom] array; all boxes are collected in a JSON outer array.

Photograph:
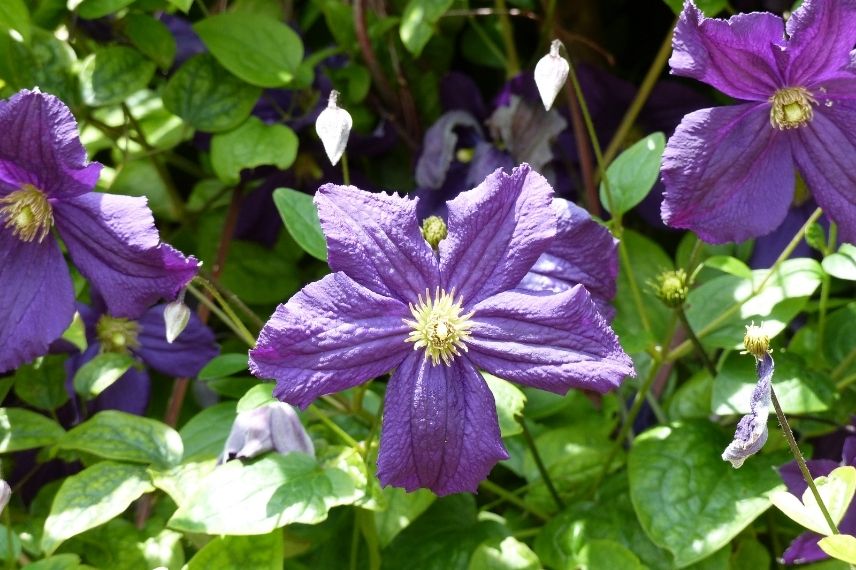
[[662, 0, 727, 15], [483, 373, 526, 437], [179, 401, 237, 461], [236, 383, 275, 412], [823, 303, 856, 379], [600, 132, 665, 217], [628, 422, 785, 567], [575, 539, 646, 570], [168, 453, 362, 534], [41, 461, 154, 555], [272, 187, 327, 261], [666, 370, 713, 421], [166, 0, 193, 12], [704, 255, 753, 279], [400, 0, 454, 56], [0, 29, 79, 105], [0, 407, 64, 453], [819, 534, 856, 565], [0, 524, 22, 562], [211, 116, 298, 184], [823, 244, 856, 281], [80, 46, 156, 106], [61, 311, 87, 352], [374, 485, 435, 548], [123, 13, 176, 70], [111, 158, 178, 220], [13, 355, 69, 411], [72, 352, 136, 400], [75, 0, 135, 19], [771, 466, 856, 535], [21, 554, 82, 570], [469, 537, 540, 570], [150, 460, 217, 506], [163, 54, 261, 132], [198, 353, 248, 380], [194, 12, 303, 87], [0, 0, 30, 43], [187, 531, 283, 569], [56, 411, 183, 468]]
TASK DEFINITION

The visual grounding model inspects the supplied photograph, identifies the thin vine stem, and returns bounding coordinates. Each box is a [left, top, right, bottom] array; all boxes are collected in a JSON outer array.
[[479, 480, 550, 521], [519, 417, 564, 510]]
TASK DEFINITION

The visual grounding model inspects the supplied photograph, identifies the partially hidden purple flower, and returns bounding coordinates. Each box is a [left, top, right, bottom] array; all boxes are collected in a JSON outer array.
[[0, 89, 198, 373], [220, 402, 315, 464], [249, 164, 634, 495], [721, 353, 773, 468], [662, 0, 856, 244], [65, 294, 219, 417], [779, 438, 856, 564]]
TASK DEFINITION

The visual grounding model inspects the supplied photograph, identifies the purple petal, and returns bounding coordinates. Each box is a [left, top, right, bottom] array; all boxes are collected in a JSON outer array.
[[749, 201, 821, 268], [91, 365, 151, 416], [314, 185, 440, 303], [249, 272, 411, 408], [792, 102, 856, 245], [0, 90, 101, 199], [722, 354, 773, 468], [376, 352, 508, 495], [220, 403, 314, 464], [465, 143, 515, 190], [53, 192, 198, 318], [779, 459, 839, 496], [440, 72, 488, 119], [0, 232, 74, 373], [844, 437, 856, 466], [415, 111, 484, 190], [518, 198, 618, 319], [135, 304, 219, 378], [782, 531, 826, 565], [485, 96, 566, 172], [661, 104, 794, 243], [440, 164, 556, 305], [670, 2, 784, 101], [466, 286, 634, 394], [783, 0, 856, 85]]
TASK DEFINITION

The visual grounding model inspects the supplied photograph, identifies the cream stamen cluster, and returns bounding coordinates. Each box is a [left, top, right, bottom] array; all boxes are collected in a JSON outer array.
[[769, 87, 816, 130], [404, 288, 474, 366], [0, 185, 53, 243]]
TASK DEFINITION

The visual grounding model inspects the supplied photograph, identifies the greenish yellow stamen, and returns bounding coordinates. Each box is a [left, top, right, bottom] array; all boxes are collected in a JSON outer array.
[[769, 87, 816, 130], [421, 216, 448, 250], [0, 184, 53, 243], [742, 322, 770, 359], [404, 288, 474, 366], [96, 315, 141, 354]]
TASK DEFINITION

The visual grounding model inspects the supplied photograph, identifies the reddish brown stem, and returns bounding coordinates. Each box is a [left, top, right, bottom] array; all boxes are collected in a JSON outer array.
[[564, 82, 600, 217]]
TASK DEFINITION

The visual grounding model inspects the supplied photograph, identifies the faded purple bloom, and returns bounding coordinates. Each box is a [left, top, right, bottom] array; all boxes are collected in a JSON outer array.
[[662, 0, 856, 244], [220, 402, 315, 464], [249, 164, 634, 495], [722, 353, 773, 468], [0, 90, 198, 373]]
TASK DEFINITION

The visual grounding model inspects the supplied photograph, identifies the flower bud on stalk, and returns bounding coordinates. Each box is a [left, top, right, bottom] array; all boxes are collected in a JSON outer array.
[[534, 40, 570, 111], [315, 90, 352, 166], [652, 269, 689, 309], [0, 479, 10, 515], [164, 290, 191, 344]]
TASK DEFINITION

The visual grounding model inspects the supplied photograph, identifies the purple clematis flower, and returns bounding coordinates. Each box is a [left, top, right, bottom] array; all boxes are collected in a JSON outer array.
[[66, 293, 219, 418], [661, 0, 856, 244], [0, 89, 198, 373], [249, 164, 634, 495]]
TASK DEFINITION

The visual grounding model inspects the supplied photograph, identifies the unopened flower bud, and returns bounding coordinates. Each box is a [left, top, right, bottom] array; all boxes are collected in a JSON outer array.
[[219, 402, 315, 464], [0, 479, 10, 515], [534, 40, 569, 111], [421, 215, 448, 249], [743, 323, 770, 359], [164, 295, 191, 344], [804, 222, 826, 252], [652, 269, 689, 309], [315, 90, 352, 166]]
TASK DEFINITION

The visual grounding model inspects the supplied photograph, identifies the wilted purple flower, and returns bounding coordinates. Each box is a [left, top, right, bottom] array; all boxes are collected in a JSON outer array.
[[0, 89, 198, 373], [249, 164, 634, 495], [220, 402, 315, 464], [662, 0, 856, 244], [722, 353, 773, 468]]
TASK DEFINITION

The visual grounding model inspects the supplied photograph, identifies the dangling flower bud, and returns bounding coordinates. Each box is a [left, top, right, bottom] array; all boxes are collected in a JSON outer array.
[[219, 402, 315, 464], [652, 269, 689, 309], [315, 90, 352, 166], [164, 291, 191, 344], [534, 39, 569, 111], [0, 479, 10, 515]]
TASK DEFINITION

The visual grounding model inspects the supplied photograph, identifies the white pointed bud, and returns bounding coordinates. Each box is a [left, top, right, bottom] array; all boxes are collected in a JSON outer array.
[[534, 39, 570, 111], [0, 479, 10, 515], [164, 295, 191, 344], [315, 90, 352, 166]]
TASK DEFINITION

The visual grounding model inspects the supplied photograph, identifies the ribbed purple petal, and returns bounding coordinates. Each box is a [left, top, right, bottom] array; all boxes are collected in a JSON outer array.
[[53, 192, 198, 318], [0, 90, 101, 199], [249, 272, 411, 408], [415, 111, 483, 190], [782, 531, 827, 565], [466, 286, 634, 394], [783, 0, 856, 85], [670, 2, 784, 101], [518, 199, 618, 319], [661, 104, 794, 243], [314, 185, 440, 303], [135, 304, 219, 378], [792, 102, 856, 245], [0, 232, 74, 373], [439, 164, 556, 306], [376, 352, 508, 495]]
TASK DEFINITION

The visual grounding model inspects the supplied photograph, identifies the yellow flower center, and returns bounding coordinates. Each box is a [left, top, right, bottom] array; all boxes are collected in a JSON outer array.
[[769, 87, 816, 130], [404, 288, 474, 366], [742, 323, 770, 359], [96, 315, 141, 354], [0, 185, 53, 243]]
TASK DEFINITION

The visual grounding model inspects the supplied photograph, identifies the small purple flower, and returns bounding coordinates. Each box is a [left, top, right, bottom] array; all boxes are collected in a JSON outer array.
[[0, 89, 198, 373], [721, 353, 773, 468], [220, 402, 315, 464], [661, 0, 856, 244], [249, 164, 634, 495]]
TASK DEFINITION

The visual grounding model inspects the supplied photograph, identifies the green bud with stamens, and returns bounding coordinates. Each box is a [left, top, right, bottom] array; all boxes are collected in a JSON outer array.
[[421, 216, 448, 250], [743, 323, 770, 360], [652, 269, 689, 309]]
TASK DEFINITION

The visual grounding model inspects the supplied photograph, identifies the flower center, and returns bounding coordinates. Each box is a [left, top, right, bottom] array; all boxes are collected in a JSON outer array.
[[769, 87, 816, 130], [404, 288, 474, 366], [96, 315, 141, 354], [0, 185, 53, 243]]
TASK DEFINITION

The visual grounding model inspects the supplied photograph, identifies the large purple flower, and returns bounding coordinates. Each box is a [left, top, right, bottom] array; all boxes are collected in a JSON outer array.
[[661, 0, 856, 244], [249, 164, 634, 495], [0, 89, 198, 373]]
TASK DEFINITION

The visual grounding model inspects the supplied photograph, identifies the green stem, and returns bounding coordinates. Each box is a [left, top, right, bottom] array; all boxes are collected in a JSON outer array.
[[311, 406, 361, 450], [833, 347, 856, 381], [357, 509, 382, 570], [818, 223, 837, 359], [676, 307, 717, 377], [192, 277, 257, 343], [769, 386, 839, 535], [3, 506, 13, 570], [341, 152, 351, 186], [618, 238, 654, 344], [519, 417, 564, 510], [186, 284, 255, 346], [494, 0, 520, 77], [479, 480, 550, 521]]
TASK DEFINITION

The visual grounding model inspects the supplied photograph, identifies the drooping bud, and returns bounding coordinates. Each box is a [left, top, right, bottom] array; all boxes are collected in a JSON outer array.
[[534, 39, 569, 111], [0, 479, 10, 515], [421, 216, 448, 249], [219, 402, 315, 464], [163, 294, 191, 344], [315, 90, 352, 166], [742, 323, 770, 359], [804, 222, 827, 252], [652, 269, 689, 309]]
